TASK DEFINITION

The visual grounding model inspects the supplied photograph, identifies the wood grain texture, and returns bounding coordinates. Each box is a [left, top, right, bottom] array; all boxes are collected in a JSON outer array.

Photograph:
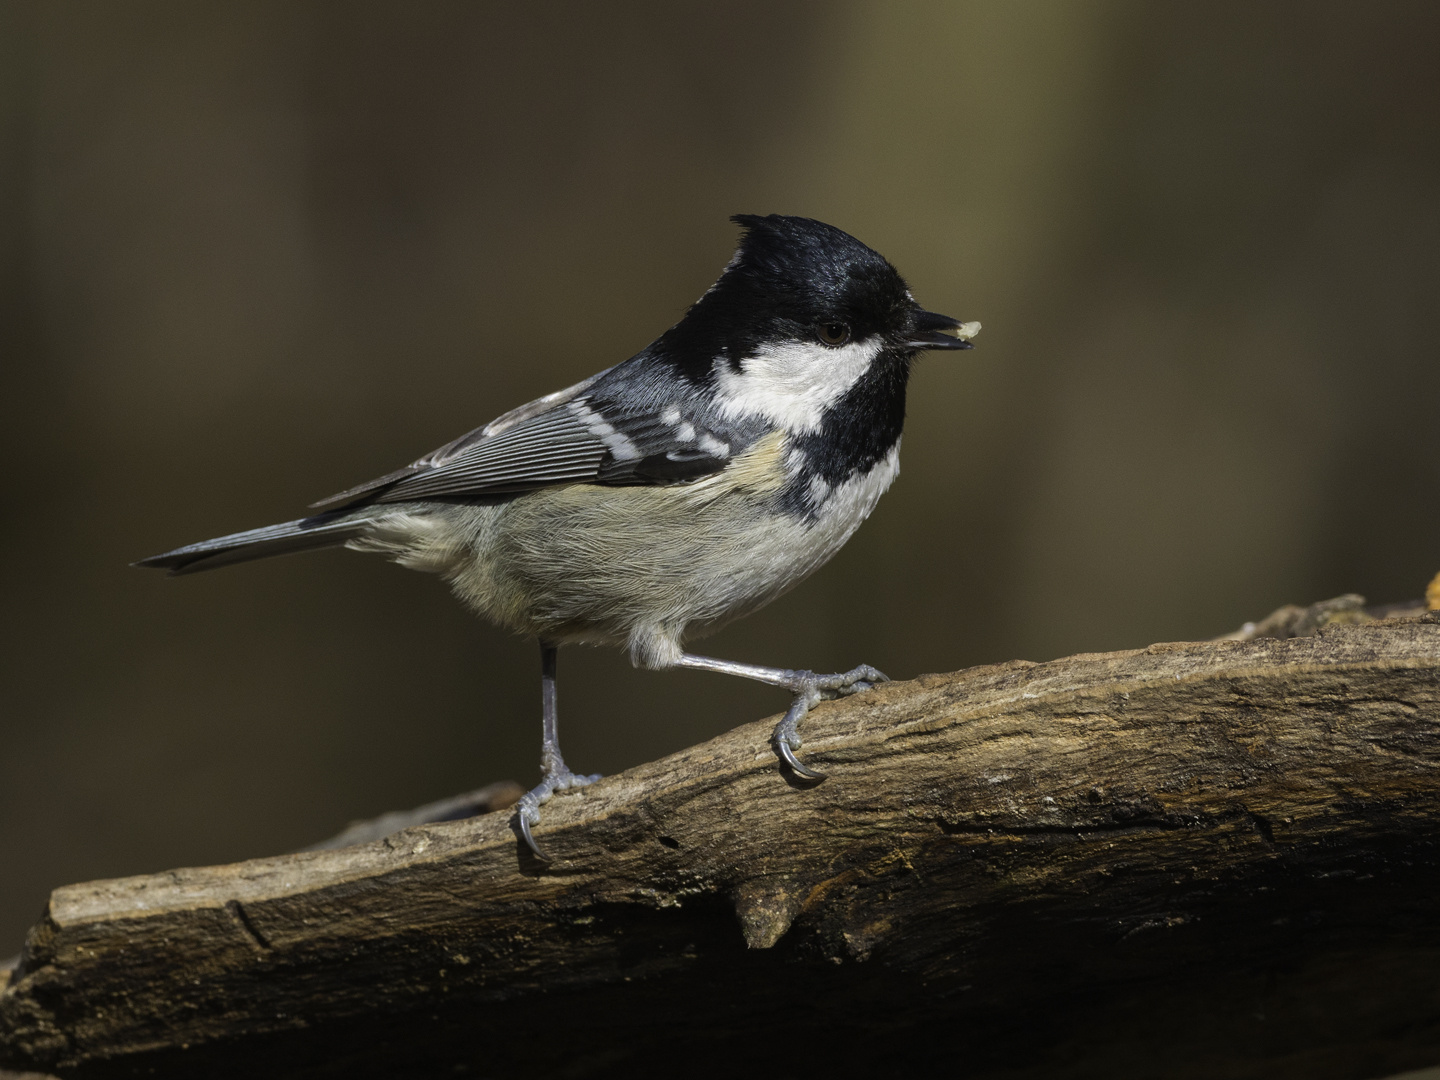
[[3, 618, 1439, 1079]]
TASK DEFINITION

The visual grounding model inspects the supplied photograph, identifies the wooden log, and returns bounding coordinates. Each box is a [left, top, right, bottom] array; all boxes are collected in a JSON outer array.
[[2, 617, 1439, 1079]]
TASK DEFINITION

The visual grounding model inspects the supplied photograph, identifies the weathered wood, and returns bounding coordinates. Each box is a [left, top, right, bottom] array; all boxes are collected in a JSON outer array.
[[3, 617, 1440, 1079]]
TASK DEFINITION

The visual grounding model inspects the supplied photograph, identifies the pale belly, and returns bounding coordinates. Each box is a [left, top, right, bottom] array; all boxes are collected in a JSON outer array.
[[364, 436, 901, 668]]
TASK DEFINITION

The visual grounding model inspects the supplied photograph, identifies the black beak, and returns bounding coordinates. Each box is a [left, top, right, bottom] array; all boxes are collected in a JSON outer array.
[[905, 309, 976, 351]]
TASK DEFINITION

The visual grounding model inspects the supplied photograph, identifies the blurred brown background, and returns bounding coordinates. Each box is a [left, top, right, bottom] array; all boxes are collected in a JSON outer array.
[[1, 1, 1437, 952]]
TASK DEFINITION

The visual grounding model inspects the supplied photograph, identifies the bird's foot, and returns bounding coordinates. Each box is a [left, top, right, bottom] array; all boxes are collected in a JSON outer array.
[[514, 765, 602, 861], [771, 664, 889, 779]]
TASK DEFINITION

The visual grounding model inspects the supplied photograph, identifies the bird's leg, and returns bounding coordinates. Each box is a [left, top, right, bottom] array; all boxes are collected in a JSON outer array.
[[514, 642, 601, 860], [674, 653, 888, 779]]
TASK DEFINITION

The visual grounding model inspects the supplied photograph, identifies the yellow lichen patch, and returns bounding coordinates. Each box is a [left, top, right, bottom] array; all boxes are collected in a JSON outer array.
[[1427, 571, 1440, 611]]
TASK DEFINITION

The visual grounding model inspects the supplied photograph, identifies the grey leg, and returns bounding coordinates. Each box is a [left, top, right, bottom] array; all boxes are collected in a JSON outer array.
[[513, 642, 601, 859], [674, 653, 888, 779]]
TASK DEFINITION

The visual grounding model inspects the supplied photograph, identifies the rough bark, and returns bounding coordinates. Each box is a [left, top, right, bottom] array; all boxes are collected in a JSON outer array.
[[3, 616, 1439, 1079]]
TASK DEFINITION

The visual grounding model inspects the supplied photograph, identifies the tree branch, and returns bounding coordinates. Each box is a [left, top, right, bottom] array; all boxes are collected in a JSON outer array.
[[3, 616, 1439, 1078]]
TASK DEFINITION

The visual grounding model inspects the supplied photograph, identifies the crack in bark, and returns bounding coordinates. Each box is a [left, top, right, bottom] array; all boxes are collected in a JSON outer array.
[[224, 900, 272, 952]]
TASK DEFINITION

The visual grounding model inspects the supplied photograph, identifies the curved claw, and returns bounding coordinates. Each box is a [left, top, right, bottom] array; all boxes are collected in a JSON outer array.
[[512, 767, 601, 862], [766, 663, 889, 780], [776, 736, 827, 780], [515, 805, 550, 861]]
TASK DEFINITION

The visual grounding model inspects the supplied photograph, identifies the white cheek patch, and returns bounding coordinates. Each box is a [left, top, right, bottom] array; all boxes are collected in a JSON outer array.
[[713, 337, 883, 433]]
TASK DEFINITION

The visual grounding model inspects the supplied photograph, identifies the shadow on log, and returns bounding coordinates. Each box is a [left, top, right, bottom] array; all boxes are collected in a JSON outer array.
[[2, 617, 1439, 1079]]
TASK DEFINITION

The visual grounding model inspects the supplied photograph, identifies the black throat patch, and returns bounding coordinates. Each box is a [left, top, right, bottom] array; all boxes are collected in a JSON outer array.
[[780, 350, 912, 517]]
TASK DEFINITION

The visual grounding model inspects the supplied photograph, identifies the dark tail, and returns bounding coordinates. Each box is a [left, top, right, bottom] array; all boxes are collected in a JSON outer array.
[[135, 512, 372, 575]]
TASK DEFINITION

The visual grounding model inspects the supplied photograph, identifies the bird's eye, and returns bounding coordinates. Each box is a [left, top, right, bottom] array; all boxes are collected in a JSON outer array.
[[817, 323, 850, 347]]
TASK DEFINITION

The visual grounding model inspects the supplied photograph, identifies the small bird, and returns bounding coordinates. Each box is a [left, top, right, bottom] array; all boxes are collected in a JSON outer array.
[[138, 214, 979, 858]]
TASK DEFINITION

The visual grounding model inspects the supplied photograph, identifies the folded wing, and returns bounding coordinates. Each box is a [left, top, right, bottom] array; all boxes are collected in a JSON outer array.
[[310, 371, 733, 510]]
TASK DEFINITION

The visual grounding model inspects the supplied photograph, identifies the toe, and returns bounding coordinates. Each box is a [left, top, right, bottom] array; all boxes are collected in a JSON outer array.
[[554, 770, 603, 793]]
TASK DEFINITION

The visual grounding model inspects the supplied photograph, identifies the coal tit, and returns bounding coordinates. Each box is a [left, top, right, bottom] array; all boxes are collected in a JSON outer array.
[[138, 214, 980, 858]]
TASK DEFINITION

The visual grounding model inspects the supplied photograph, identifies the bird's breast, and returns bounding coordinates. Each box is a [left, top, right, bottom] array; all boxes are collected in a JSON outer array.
[[434, 428, 900, 650]]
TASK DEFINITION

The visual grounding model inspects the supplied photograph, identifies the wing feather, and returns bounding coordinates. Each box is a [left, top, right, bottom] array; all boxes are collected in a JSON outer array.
[[308, 364, 741, 509], [330, 406, 607, 505], [309, 375, 613, 509]]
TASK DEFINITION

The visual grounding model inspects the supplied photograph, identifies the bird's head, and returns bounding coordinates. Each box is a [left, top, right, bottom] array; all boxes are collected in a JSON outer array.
[[656, 214, 977, 431], [662, 214, 974, 377]]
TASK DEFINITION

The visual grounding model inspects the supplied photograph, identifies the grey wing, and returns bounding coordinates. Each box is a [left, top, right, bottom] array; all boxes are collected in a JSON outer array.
[[308, 368, 733, 509]]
